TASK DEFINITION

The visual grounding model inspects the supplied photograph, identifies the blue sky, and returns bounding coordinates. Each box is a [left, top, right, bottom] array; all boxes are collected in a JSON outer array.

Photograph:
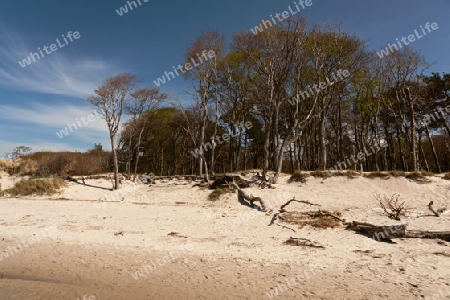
[[0, 0, 449, 158]]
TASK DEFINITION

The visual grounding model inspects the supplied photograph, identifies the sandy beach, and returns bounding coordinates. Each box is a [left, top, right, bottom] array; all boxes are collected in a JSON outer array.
[[1, 172, 450, 300]]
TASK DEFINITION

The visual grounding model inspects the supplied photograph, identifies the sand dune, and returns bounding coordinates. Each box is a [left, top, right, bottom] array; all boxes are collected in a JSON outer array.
[[1, 172, 449, 299]]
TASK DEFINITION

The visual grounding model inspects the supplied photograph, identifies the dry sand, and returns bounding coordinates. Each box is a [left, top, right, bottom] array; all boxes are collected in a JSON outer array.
[[0, 171, 450, 299]]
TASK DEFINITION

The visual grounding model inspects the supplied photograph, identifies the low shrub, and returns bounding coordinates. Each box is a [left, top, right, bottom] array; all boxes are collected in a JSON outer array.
[[19, 159, 38, 175], [344, 170, 360, 179], [420, 171, 435, 177], [405, 172, 431, 184], [6, 178, 66, 196], [389, 170, 406, 177], [364, 171, 391, 180], [374, 193, 406, 220], [310, 170, 331, 179], [288, 171, 310, 183], [443, 173, 450, 180]]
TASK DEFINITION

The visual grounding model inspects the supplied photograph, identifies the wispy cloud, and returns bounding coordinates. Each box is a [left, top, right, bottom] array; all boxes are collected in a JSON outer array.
[[0, 102, 108, 133], [0, 25, 118, 99], [0, 102, 111, 150]]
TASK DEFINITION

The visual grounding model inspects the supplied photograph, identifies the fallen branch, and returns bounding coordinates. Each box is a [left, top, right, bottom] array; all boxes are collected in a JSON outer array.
[[284, 237, 325, 248], [307, 210, 345, 223], [428, 201, 440, 217], [345, 221, 406, 240], [346, 221, 450, 242], [230, 182, 267, 211], [279, 197, 321, 213]]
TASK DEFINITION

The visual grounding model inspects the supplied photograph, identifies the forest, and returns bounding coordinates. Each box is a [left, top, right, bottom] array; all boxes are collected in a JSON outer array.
[[8, 18, 448, 188], [106, 18, 449, 186]]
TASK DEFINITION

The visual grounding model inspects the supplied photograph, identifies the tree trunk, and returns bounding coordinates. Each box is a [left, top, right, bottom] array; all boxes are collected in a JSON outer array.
[[318, 109, 327, 170], [424, 123, 441, 173], [418, 133, 430, 171], [394, 118, 407, 170], [133, 126, 145, 182], [110, 135, 119, 190], [410, 101, 418, 172], [127, 135, 132, 179], [439, 109, 450, 136]]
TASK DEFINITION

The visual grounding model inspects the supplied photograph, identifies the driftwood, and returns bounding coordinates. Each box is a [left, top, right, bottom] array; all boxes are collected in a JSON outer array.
[[209, 175, 248, 189], [259, 181, 275, 189], [346, 221, 450, 242], [279, 198, 321, 213], [284, 237, 325, 248], [428, 201, 440, 217], [230, 182, 267, 211], [375, 193, 406, 221], [305, 210, 345, 223]]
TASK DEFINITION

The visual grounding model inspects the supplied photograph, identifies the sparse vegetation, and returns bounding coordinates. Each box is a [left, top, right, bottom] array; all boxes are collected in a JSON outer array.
[[375, 193, 406, 221], [344, 170, 360, 179], [281, 210, 342, 229], [389, 170, 406, 177], [208, 187, 235, 201], [365, 171, 391, 180], [5, 178, 66, 196], [310, 170, 331, 179], [405, 172, 431, 184], [288, 171, 310, 183]]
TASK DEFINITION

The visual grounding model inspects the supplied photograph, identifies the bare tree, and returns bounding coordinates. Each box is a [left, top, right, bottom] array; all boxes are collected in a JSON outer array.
[[126, 88, 167, 181], [88, 73, 138, 189], [184, 30, 225, 182], [11, 146, 32, 161]]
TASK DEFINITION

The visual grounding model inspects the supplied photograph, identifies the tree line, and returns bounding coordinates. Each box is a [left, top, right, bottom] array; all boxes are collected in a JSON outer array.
[[87, 17, 449, 187]]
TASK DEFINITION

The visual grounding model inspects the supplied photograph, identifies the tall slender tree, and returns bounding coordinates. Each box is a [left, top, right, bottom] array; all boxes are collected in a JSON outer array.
[[88, 73, 138, 189]]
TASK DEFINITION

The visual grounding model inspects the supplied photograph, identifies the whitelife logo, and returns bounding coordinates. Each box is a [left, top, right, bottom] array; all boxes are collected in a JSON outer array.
[[55, 109, 102, 139], [18, 31, 81, 68], [376, 22, 439, 59], [153, 50, 216, 87], [250, 0, 313, 35], [115, 0, 149, 16], [288, 69, 351, 105]]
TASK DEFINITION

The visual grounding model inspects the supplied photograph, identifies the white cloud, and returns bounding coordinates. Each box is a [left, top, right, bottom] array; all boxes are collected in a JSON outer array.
[[0, 102, 113, 153], [0, 26, 118, 99], [0, 103, 109, 133]]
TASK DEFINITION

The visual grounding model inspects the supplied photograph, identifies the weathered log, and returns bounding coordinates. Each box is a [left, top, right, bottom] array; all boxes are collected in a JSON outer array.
[[284, 237, 325, 248], [345, 221, 450, 242], [230, 182, 267, 211], [406, 230, 450, 241], [345, 221, 406, 241]]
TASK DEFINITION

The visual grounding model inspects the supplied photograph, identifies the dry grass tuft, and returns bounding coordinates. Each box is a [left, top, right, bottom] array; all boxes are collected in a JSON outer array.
[[405, 172, 431, 184], [288, 171, 310, 183], [310, 170, 331, 179], [5, 178, 66, 196], [281, 210, 342, 229], [421, 171, 435, 177], [389, 170, 406, 177], [344, 170, 361, 179], [443, 173, 450, 180], [207, 187, 235, 201], [364, 171, 391, 179]]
